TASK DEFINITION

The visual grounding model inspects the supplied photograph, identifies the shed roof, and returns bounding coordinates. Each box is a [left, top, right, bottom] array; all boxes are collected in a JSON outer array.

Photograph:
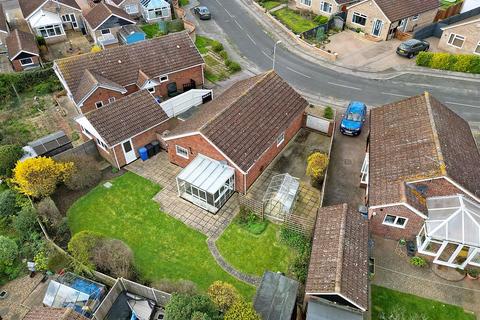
[[253, 271, 299, 320], [84, 2, 134, 30], [306, 204, 369, 311], [6, 29, 39, 60], [369, 92, 480, 207], [28, 130, 71, 156], [118, 24, 145, 39], [306, 299, 363, 320]]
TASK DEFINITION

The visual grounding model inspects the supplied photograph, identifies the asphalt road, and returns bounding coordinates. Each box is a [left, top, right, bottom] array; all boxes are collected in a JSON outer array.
[[198, 0, 480, 122]]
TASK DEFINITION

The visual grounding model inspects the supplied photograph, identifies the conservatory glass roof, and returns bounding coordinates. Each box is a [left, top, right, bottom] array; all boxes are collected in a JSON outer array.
[[425, 195, 480, 247]]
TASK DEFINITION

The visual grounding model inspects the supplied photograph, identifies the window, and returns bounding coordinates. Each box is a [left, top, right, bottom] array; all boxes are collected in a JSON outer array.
[[148, 87, 155, 93], [108, 97, 116, 103], [62, 15, 71, 22], [37, 24, 64, 38], [160, 75, 169, 82], [276, 132, 285, 147], [383, 214, 408, 228], [100, 29, 111, 35], [96, 138, 109, 151], [352, 12, 367, 26], [474, 42, 480, 55], [124, 4, 139, 14], [20, 58, 34, 66], [147, 7, 169, 19], [447, 33, 465, 48], [95, 101, 104, 108], [176, 145, 189, 159], [411, 14, 419, 21], [300, 0, 311, 6], [320, 1, 332, 13]]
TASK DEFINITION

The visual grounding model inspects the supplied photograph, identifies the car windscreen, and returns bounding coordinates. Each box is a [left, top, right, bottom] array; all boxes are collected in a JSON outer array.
[[199, 8, 209, 13], [346, 112, 361, 121], [399, 43, 410, 50]]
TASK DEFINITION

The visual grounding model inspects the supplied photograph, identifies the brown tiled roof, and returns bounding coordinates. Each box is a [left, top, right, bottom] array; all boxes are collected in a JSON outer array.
[[73, 69, 126, 104], [23, 307, 88, 320], [167, 71, 309, 172], [136, 69, 151, 87], [84, 2, 133, 30], [84, 90, 169, 146], [19, 0, 80, 19], [369, 93, 480, 206], [55, 32, 204, 105], [306, 204, 369, 311], [335, 0, 357, 4], [0, 4, 8, 33], [373, 0, 439, 22], [110, 0, 125, 5], [6, 29, 39, 60]]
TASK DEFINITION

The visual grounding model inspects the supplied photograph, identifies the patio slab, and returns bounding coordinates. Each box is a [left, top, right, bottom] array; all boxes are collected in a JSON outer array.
[[42, 31, 92, 62], [371, 235, 480, 317]]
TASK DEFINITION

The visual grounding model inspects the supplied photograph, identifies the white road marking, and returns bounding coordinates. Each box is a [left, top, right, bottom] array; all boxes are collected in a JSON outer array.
[[262, 50, 273, 61], [214, 0, 223, 7], [286, 66, 312, 79], [247, 34, 256, 45], [328, 82, 361, 91], [381, 92, 410, 98], [224, 8, 233, 17], [446, 101, 480, 109], [234, 19, 243, 30]]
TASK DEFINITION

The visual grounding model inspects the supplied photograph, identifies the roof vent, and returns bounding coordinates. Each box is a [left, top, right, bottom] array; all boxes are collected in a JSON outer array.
[[176, 45, 180, 49], [118, 60, 122, 63]]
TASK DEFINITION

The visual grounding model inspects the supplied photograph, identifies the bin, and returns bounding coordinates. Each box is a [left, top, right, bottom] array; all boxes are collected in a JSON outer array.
[[139, 147, 148, 161], [151, 140, 160, 155], [145, 143, 154, 157]]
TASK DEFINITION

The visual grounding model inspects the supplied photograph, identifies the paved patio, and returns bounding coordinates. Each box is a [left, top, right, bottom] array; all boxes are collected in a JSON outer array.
[[42, 31, 92, 62], [126, 152, 238, 238], [372, 235, 480, 317]]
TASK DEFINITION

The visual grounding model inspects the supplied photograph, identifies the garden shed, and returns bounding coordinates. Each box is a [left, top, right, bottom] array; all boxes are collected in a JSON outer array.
[[118, 25, 146, 45], [262, 173, 299, 221], [140, 0, 171, 22], [417, 195, 480, 269], [176, 154, 235, 213], [26, 130, 73, 157]]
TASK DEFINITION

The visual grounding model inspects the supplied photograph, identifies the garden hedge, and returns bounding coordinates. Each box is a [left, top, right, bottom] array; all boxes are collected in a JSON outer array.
[[416, 51, 480, 74]]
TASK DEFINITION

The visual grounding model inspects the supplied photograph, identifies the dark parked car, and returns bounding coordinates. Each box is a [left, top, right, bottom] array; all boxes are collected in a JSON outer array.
[[340, 101, 367, 136], [193, 6, 211, 20], [396, 39, 429, 58]]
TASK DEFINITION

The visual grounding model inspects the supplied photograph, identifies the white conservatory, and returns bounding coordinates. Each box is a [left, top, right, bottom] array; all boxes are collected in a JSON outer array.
[[176, 154, 235, 213], [417, 195, 480, 269], [140, 0, 172, 23]]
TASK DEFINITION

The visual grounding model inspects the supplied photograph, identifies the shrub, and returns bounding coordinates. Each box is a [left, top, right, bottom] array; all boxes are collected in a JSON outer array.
[[13, 206, 40, 242], [0, 144, 23, 178], [410, 256, 427, 268], [306, 152, 329, 183], [92, 239, 134, 278], [208, 281, 240, 313], [36, 36, 46, 46], [91, 45, 102, 53], [417, 51, 480, 74], [323, 106, 334, 119], [0, 190, 20, 216], [20, 231, 45, 260], [290, 245, 311, 283], [280, 227, 312, 283], [430, 52, 456, 70], [63, 155, 101, 191], [313, 15, 328, 25], [46, 249, 70, 273], [225, 59, 233, 68], [416, 51, 433, 67], [466, 268, 480, 278], [280, 227, 309, 252], [219, 50, 228, 60], [68, 230, 105, 271], [153, 279, 198, 295], [224, 299, 260, 320], [165, 293, 221, 320], [36, 197, 63, 228], [34, 250, 48, 272], [212, 41, 224, 53], [227, 61, 241, 73], [0, 236, 19, 278]]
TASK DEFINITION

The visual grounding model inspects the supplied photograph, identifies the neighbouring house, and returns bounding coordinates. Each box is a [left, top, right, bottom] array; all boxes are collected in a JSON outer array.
[[6, 29, 41, 71], [461, 0, 480, 13], [366, 92, 480, 242], [0, 4, 10, 50], [24, 307, 89, 320], [83, 2, 136, 48], [163, 71, 309, 212], [140, 0, 172, 23], [54, 31, 204, 113], [438, 16, 480, 55], [106, 0, 142, 16], [346, 0, 439, 40], [253, 271, 299, 320], [18, 0, 83, 44], [118, 24, 146, 44], [295, 0, 358, 18], [304, 203, 369, 319]]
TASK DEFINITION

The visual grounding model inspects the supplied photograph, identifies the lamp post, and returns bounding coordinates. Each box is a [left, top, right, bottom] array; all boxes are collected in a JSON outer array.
[[273, 40, 282, 71]]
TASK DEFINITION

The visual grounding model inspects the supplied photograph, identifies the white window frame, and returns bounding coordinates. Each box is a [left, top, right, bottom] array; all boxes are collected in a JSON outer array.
[[95, 101, 104, 108], [124, 4, 139, 14], [37, 24, 64, 38], [300, 0, 312, 6], [96, 138, 109, 152], [108, 97, 116, 103], [411, 14, 419, 21], [81, 125, 93, 139], [176, 145, 189, 159], [382, 214, 408, 229], [474, 41, 480, 55], [147, 87, 155, 93], [159, 75, 169, 82], [320, 1, 332, 13], [276, 132, 285, 147], [352, 12, 367, 26], [20, 57, 34, 66], [447, 33, 465, 49]]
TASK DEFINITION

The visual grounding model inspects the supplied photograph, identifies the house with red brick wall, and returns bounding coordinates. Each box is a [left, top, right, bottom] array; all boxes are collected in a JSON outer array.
[[53, 31, 204, 114], [163, 71, 309, 213], [6, 29, 41, 72], [366, 92, 480, 241]]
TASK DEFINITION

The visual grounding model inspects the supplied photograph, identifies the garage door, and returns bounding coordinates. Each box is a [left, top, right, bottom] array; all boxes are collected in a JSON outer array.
[[306, 115, 330, 134]]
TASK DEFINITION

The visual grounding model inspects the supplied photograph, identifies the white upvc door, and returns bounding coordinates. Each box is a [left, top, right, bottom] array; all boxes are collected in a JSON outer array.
[[122, 139, 137, 164], [371, 19, 383, 37]]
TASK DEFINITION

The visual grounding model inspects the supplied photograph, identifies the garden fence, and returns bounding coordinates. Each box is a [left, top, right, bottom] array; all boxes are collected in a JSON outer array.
[[284, 213, 317, 237], [238, 194, 264, 219], [300, 12, 345, 39], [53, 140, 100, 162]]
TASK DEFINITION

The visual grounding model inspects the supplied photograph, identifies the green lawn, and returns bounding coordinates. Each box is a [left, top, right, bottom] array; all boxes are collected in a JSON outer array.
[[67, 172, 255, 299], [372, 285, 476, 320], [216, 221, 296, 277], [272, 8, 318, 34], [141, 24, 163, 38], [261, 1, 282, 10]]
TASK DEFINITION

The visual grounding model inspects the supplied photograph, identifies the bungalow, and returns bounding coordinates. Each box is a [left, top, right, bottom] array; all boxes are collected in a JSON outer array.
[[438, 16, 480, 55], [0, 4, 10, 49], [163, 71, 308, 212], [140, 0, 172, 23], [6, 29, 41, 72], [346, 0, 439, 40], [53, 31, 204, 113], [18, 0, 83, 44], [366, 92, 480, 242], [295, 0, 358, 18], [305, 203, 369, 319], [83, 2, 136, 48]]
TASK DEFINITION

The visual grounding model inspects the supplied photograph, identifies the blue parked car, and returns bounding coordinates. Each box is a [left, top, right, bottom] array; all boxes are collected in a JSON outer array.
[[340, 101, 367, 136]]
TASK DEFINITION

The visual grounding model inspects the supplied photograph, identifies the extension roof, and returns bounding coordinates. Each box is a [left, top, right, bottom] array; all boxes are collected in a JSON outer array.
[[350, 0, 439, 22], [306, 204, 369, 311], [165, 71, 309, 172], [19, 0, 81, 19], [24, 307, 88, 320], [369, 92, 480, 207], [84, 2, 134, 30], [6, 29, 39, 60], [74, 69, 127, 105], [55, 32, 204, 105]]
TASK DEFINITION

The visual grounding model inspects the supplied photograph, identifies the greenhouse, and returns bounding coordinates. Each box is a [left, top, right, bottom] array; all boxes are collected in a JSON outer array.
[[417, 195, 480, 269], [263, 173, 300, 221]]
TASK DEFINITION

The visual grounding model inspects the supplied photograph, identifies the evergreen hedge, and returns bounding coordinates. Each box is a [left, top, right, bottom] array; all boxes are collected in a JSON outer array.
[[416, 51, 480, 74]]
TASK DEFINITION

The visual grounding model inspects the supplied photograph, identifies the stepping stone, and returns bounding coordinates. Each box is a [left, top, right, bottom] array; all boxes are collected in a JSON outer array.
[[103, 182, 113, 188]]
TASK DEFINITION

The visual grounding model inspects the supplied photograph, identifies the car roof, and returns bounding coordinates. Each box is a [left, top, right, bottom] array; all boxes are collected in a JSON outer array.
[[347, 101, 366, 113], [198, 6, 208, 10], [404, 39, 421, 45]]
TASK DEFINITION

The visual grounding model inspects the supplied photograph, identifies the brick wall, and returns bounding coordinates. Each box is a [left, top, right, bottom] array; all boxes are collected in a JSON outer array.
[[11, 56, 40, 72], [409, 177, 469, 199], [438, 22, 480, 55], [81, 88, 127, 113], [405, 8, 438, 33], [369, 204, 424, 240], [346, 0, 390, 40]]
